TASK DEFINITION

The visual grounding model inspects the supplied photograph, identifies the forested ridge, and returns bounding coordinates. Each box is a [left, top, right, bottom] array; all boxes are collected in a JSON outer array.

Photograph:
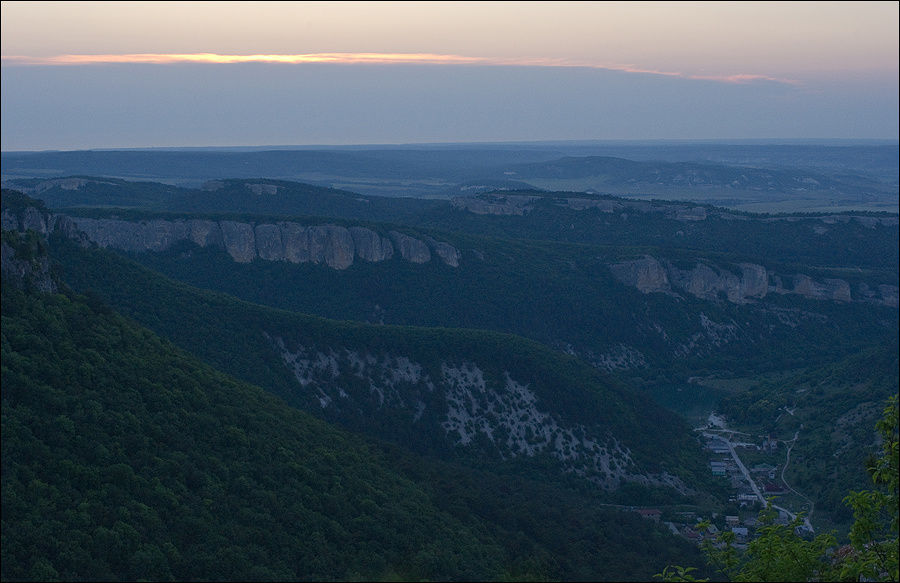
[[46, 233, 717, 493], [2, 272, 504, 581], [2, 162, 897, 581], [2, 217, 703, 581]]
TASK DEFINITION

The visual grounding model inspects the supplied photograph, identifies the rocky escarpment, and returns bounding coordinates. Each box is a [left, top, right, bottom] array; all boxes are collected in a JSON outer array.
[[1, 235, 57, 293], [452, 192, 900, 227], [452, 192, 708, 221], [2, 208, 460, 269], [1, 205, 461, 269], [2, 206, 53, 235], [1, 205, 86, 242], [452, 194, 542, 216], [6, 176, 120, 195], [269, 335, 686, 493], [610, 255, 898, 307]]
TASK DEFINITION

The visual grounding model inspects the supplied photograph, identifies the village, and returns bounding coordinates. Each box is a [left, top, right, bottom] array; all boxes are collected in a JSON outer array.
[[626, 412, 813, 548]]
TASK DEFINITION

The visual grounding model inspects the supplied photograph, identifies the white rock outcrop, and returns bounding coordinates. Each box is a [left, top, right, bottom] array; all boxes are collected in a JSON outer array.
[[62, 216, 460, 269]]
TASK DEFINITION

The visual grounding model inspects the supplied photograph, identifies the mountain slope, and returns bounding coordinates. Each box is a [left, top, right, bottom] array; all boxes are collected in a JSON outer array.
[[43, 201, 895, 382], [47, 232, 713, 496], [1, 177, 442, 223], [7, 175, 897, 270], [436, 189, 898, 271], [715, 338, 899, 532], [1, 248, 503, 581], [0, 195, 713, 495], [2, 207, 706, 581], [8, 174, 897, 270]]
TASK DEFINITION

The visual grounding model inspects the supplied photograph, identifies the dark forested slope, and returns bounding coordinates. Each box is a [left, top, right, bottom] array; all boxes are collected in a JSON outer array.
[[46, 233, 715, 498], [1, 261, 501, 581], [2, 229, 704, 582], [2, 204, 707, 581]]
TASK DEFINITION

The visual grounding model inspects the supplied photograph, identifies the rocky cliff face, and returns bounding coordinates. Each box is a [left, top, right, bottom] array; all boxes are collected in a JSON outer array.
[[609, 255, 898, 307], [1, 237, 57, 293], [2, 205, 461, 269], [62, 216, 460, 269], [388, 231, 431, 263], [2, 205, 85, 243], [1, 205, 60, 292], [2, 207, 51, 235], [425, 237, 461, 267], [609, 256, 672, 295], [350, 227, 394, 262], [269, 335, 686, 493]]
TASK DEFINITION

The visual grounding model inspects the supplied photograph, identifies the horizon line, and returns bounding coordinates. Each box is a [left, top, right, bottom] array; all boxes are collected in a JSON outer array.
[[4, 137, 899, 154], [1, 52, 800, 85]]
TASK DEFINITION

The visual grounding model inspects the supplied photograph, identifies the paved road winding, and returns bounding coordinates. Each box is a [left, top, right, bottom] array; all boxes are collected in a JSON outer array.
[[700, 421, 814, 533]]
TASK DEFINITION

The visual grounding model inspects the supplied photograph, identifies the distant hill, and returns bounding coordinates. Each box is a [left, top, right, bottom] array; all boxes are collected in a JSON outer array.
[[4, 176, 898, 270], [0, 148, 561, 194], [0, 176, 442, 222], [3, 142, 896, 211], [484, 156, 897, 213], [514, 142, 899, 185], [496, 155, 875, 190]]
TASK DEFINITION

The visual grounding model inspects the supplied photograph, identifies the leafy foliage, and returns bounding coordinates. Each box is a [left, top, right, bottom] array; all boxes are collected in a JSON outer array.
[[694, 505, 838, 581], [840, 396, 899, 582], [732, 508, 835, 581]]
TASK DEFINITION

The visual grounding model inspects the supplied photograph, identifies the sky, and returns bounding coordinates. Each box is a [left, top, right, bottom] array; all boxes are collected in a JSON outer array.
[[1, 1, 898, 150]]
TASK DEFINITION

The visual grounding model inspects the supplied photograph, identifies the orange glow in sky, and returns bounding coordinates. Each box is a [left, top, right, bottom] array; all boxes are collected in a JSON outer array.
[[0, 52, 800, 85], [2, 52, 495, 66], [2, 1, 897, 82]]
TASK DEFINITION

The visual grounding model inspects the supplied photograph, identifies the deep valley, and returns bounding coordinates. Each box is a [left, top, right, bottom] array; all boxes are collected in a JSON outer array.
[[2, 142, 897, 581]]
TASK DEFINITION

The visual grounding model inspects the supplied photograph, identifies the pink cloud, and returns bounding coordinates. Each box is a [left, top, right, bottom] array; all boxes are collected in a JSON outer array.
[[0, 52, 800, 85]]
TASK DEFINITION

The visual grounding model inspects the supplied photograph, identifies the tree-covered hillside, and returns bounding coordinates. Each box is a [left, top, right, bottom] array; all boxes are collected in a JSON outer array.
[[1, 268, 501, 581], [422, 190, 899, 271], [716, 338, 899, 531], [46, 233, 718, 498], [3, 163, 898, 579], [108, 209, 895, 381], [2, 230, 705, 581]]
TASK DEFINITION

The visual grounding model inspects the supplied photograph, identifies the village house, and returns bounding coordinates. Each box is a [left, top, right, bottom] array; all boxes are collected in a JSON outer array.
[[636, 508, 662, 522]]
